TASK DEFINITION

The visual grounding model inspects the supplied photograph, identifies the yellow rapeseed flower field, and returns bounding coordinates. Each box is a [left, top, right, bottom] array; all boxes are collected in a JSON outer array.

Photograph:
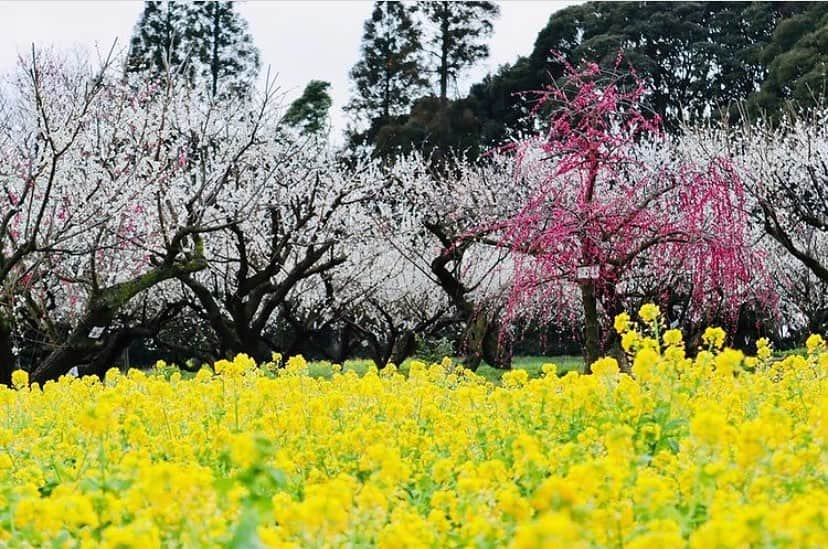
[[1, 307, 827, 547]]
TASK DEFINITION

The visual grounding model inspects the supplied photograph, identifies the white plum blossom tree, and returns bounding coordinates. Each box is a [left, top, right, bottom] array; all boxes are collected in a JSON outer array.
[[1, 47, 280, 383], [686, 108, 828, 340]]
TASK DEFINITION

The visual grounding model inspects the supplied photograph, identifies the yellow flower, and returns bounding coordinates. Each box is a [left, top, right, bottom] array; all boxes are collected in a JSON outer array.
[[664, 345, 685, 362], [104, 367, 121, 384], [614, 312, 631, 334], [621, 330, 639, 353], [806, 334, 824, 354], [234, 353, 256, 372], [541, 363, 557, 377], [284, 355, 308, 376], [502, 369, 529, 388], [229, 433, 259, 468], [638, 303, 661, 323], [591, 357, 619, 376], [632, 347, 660, 382], [756, 337, 772, 360], [11, 369, 28, 389], [702, 327, 727, 350], [714, 348, 743, 376], [100, 519, 161, 549], [690, 409, 728, 446], [1, 306, 826, 547], [431, 458, 454, 484], [627, 520, 683, 549], [214, 359, 232, 375], [662, 329, 683, 347], [532, 476, 577, 510]]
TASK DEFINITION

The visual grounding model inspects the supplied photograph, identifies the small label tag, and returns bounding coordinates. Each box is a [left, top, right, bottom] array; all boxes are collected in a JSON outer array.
[[576, 265, 600, 280]]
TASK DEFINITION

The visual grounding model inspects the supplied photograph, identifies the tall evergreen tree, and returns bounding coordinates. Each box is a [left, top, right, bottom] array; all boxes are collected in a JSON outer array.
[[189, 1, 260, 98], [421, 1, 500, 101], [126, 1, 259, 98], [284, 80, 333, 135], [346, 2, 427, 145], [359, 1, 499, 160], [126, 1, 193, 82]]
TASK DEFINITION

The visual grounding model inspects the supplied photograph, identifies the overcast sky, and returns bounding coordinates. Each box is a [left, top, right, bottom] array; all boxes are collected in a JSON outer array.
[[0, 1, 576, 141]]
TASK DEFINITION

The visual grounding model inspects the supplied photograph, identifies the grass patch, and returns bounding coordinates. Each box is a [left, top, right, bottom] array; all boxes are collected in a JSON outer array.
[[475, 355, 584, 382], [148, 354, 586, 382], [305, 355, 585, 382]]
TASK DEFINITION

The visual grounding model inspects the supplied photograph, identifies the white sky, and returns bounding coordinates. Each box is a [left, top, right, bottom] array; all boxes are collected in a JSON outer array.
[[0, 0, 576, 141]]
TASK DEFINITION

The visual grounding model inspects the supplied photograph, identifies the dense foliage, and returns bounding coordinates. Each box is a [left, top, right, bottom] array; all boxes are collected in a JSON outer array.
[[283, 80, 333, 135], [469, 1, 808, 140], [355, 1, 825, 158]]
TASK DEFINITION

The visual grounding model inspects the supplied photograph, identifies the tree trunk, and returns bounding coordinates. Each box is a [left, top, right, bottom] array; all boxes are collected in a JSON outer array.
[[30, 319, 98, 385], [436, 2, 451, 158], [0, 313, 15, 386], [483, 319, 511, 370], [463, 313, 512, 371], [368, 338, 392, 370], [324, 323, 352, 364], [211, 3, 221, 97], [581, 280, 601, 373], [389, 330, 416, 366], [85, 328, 144, 379], [238, 331, 272, 363], [461, 313, 488, 371], [424, 223, 513, 370], [438, 2, 449, 102]]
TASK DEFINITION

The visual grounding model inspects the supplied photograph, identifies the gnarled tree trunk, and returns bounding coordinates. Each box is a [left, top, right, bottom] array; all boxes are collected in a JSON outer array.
[[31, 251, 206, 384]]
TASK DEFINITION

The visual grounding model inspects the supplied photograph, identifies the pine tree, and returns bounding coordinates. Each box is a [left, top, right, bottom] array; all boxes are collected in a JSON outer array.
[[283, 80, 332, 135], [188, 1, 260, 98], [126, 1, 259, 98], [421, 1, 500, 101], [346, 2, 427, 129], [126, 1, 194, 83]]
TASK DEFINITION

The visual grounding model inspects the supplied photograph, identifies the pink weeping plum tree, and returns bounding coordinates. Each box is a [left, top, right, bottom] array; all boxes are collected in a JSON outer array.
[[497, 58, 768, 370]]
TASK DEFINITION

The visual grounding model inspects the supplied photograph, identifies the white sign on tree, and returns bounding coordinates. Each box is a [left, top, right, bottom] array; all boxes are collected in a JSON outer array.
[[576, 265, 600, 281]]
